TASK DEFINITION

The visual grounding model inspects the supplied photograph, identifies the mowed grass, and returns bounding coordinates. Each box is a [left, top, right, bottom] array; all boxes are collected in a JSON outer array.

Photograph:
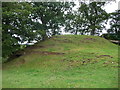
[[2, 35, 119, 88]]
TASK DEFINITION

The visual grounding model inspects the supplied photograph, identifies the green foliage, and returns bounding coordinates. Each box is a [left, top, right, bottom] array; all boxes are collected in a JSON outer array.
[[102, 33, 120, 40], [2, 2, 74, 58], [65, 2, 109, 35], [80, 2, 109, 35], [32, 2, 75, 37], [2, 2, 33, 58], [108, 10, 120, 35]]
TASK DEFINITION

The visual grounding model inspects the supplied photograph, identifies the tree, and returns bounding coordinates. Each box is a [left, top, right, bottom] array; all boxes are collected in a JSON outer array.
[[108, 10, 120, 34], [80, 2, 109, 35], [65, 3, 89, 35], [65, 2, 109, 36], [2, 2, 75, 59], [2, 2, 34, 58], [32, 2, 75, 39]]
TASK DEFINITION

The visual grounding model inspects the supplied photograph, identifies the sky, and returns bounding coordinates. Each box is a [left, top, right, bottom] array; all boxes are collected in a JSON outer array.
[[103, 0, 119, 13]]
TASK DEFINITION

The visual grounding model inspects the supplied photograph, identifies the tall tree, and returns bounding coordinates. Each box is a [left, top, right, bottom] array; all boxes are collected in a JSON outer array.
[[32, 2, 75, 39], [80, 2, 109, 35], [2, 2, 35, 58], [108, 10, 120, 34], [65, 2, 109, 35], [65, 3, 89, 35]]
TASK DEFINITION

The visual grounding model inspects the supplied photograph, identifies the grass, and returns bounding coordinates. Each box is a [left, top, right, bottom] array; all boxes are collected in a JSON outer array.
[[2, 35, 119, 88]]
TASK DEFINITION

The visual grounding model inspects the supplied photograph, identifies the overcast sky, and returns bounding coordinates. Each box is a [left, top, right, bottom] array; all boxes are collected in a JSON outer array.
[[103, 0, 119, 13]]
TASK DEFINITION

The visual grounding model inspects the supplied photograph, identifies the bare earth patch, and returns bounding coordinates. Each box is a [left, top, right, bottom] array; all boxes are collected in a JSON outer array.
[[28, 51, 65, 55], [84, 38, 96, 41], [80, 38, 97, 43], [96, 55, 113, 58]]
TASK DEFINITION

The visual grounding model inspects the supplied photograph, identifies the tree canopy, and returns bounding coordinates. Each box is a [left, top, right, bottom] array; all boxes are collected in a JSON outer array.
[[2, 1, 119, 60], [2, 2, 75, 58], [65, 2, 109, 35]]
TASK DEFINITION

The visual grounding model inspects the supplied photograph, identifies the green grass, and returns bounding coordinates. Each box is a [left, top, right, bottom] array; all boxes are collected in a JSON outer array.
[[2, 35, 119, 88]]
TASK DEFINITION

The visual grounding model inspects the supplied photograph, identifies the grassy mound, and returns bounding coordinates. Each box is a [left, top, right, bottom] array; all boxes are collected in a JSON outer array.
[[2, 35, 118, 88]]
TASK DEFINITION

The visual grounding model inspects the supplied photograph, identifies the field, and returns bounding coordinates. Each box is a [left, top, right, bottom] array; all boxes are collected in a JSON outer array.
[[2, 35, 119, 88]]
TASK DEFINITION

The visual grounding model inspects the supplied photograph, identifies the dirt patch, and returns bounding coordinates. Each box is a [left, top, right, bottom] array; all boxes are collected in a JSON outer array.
[[7, 50, 64, 62], [102, 61, 118, 68], [96, 55, 113, 58], [52, 37, 72, 43], [84, 38, 96, 41], [80, 38, 97, 43], [62, 39, 72, 43], [6, 51, 25, 62], [26, 45, 45, 50], [28, 51, 65, 55], [61, 58, 94, 65]]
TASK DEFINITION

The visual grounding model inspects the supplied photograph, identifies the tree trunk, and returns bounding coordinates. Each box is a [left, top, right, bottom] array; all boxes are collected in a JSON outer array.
[[75, 30, 77, 35], [52, 29, 56, 36], [42, 30, 48, 41], [91, 29, 95, 36]]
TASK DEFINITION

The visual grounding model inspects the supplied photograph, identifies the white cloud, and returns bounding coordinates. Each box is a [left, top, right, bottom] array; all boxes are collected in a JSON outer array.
[[103, 0, 119, 13]]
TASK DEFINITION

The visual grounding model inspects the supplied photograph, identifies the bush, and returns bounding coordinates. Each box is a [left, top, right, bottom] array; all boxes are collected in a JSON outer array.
[[101, 33, 120, 40]]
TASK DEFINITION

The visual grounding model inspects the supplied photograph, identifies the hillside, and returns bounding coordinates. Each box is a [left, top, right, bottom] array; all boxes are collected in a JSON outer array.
[[2, 35, 118, 88]]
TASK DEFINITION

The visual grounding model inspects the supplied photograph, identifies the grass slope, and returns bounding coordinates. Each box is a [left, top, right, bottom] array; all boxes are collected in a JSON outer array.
[[2, 35, 118, 88]]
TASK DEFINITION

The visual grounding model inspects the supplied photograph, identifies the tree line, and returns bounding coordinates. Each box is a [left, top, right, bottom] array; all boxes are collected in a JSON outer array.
[[2, 2, 120, 59]]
